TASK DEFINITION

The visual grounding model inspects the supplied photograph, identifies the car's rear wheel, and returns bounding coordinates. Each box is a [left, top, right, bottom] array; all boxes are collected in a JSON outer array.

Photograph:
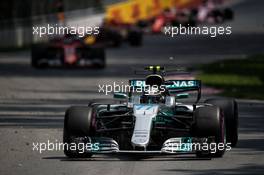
[[31, 44, 47, 68], [63, 106, 95, 158], [223, 8, 234, 20], [92, 48, 106, 69], [194, 106, 226, 158], [128, 30, 143, 46], [112, 35, 122, 47], [205, 98, 238, 147]]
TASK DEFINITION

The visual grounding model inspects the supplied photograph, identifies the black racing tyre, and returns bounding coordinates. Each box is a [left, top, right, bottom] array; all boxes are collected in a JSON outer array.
[[31, 44, 47, 68], [63, 106, 95, 158], [112, 35, 122, 47], [223, 8, 234, 20], [209, 9, 224, 23], [137, 20, 149, 28], [92, 48, 106, 69], [108, 31, 122, 47], [188, 18, 196, 27], [205, 98, 238, 147], [171, 20, 180, 27], [194, 106, 226, 158], [190, 8, 198, 17], [128, 30, 143, 47]]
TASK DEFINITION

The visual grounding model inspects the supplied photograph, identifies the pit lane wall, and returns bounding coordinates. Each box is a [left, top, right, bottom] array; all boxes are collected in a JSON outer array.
[[105, 0, 203, 24]]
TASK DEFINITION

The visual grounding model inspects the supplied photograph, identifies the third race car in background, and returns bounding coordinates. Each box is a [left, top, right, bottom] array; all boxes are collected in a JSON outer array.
[[97, 19, 144, 47], [194, 0, 234, 24], [150, 0, 234, 33]]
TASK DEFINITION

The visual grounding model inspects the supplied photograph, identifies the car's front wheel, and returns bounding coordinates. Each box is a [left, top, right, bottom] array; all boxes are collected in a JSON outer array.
[[63, 106, 95, 158], [193, 106, 226, 158], [205, 98, 238, 147]]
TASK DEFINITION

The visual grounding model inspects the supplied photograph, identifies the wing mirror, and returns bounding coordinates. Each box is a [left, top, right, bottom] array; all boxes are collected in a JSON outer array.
[[176, 93, 189, 99]]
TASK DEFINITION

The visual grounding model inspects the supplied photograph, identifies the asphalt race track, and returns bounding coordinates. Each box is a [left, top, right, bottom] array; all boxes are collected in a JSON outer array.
[[0, 0, 264, 174]]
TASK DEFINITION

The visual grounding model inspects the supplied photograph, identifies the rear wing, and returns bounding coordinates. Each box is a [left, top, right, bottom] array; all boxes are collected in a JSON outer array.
[[165, 80, 201, 103], [165, 80, 201, 91]]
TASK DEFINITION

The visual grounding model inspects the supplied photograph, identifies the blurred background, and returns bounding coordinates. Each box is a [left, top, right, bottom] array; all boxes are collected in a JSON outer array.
[[0, 0, 263, 99], [0, 0, 264, 174], [0, 0, 112, 48]]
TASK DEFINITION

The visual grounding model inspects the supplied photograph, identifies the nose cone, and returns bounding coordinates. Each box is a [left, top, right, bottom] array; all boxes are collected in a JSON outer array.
[[131, 105, 159, 148]]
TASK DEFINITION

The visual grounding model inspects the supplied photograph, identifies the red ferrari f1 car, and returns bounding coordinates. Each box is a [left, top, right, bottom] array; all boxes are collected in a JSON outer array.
[[31, 34, 105, 68]]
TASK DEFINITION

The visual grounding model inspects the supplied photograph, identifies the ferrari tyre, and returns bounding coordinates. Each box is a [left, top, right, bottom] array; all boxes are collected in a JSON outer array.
[[92, 48, 106, 69], [31, 45, 47, 68], [112, 36, 122, 47], [223, 8, 234, 20], [128, 30, 143, 46]]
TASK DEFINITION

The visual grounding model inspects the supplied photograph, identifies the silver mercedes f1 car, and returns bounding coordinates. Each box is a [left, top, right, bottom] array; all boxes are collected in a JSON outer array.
[[63, 66, 238, 158]]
